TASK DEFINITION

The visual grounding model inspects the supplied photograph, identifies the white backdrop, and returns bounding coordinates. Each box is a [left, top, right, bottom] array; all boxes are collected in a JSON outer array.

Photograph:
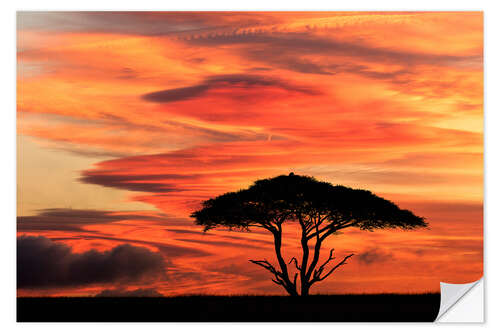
[[2, 0, 498, 331]]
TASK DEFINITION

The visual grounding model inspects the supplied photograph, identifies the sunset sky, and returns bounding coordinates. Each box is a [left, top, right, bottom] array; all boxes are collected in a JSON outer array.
[[17, 11, 483, 296]]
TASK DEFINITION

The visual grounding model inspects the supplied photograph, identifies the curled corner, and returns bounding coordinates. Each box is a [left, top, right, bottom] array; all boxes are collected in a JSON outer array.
[[435, 277, 484, 322]]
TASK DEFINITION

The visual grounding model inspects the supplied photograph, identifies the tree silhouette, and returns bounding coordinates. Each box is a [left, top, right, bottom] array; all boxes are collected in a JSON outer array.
[[191, 173, 427, 296]]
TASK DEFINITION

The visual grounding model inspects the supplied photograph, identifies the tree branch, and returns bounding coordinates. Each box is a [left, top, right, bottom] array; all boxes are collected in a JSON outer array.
[[293, 272, 298, 288], [319, 222, 358, 242], [289, 257, 301, 270], [317, 253, 354, 281], [249, 259, 281, 276], [306, 220, 357, 241], [311, 250, 354, 283], [247, 224, 273, 230], [313, 248, 335, 278], [271, 278, 284, 286], [304, 220, 322, 279], [249, 259, 286, 284], [250, 258, 299, 296], [304, 213, 329, 234]]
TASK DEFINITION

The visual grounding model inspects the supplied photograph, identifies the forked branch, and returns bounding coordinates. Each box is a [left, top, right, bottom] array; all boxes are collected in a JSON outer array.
[[249, 259, 286, 286], [310, 249, 354, 283], [289, 257, 301, 270]]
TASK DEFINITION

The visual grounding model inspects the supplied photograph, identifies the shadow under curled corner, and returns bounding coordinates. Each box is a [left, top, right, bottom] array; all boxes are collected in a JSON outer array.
[[435, 277, 484, 323]]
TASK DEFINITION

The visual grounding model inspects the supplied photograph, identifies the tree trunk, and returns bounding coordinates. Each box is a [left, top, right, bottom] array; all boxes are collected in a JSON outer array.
[[301, 283, 310, 296], [272, 229, 298, 296], [300, 235, 309, 296]]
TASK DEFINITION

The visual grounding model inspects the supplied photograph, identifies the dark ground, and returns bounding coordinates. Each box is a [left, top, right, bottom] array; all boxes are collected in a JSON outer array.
[[17, 293, 440, 322]]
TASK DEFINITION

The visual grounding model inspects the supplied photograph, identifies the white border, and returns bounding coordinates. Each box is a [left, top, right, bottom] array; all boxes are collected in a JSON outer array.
[[3, 0, 499, 331]]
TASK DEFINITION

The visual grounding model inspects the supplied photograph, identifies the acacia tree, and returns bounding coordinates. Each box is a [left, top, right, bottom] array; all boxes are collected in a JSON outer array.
[[191, 174, 427, 296]]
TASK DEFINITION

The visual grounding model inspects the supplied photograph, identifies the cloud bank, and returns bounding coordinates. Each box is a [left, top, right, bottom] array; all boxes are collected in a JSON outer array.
[[17, 235, 166, 288]]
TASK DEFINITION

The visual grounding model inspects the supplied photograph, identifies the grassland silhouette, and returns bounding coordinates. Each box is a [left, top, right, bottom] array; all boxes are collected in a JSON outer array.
[[17, 293, 440, 322]]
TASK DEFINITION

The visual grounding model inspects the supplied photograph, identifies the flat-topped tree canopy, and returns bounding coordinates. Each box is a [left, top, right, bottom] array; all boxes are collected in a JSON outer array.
[[192, 173, 427, 234], [191, 173, 427, 296]]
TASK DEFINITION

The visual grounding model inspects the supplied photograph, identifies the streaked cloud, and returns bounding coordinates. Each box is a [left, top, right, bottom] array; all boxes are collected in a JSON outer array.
[[17, 208, 170, 232], [95, 287, 164, 297], [142, 74, 319, 103]]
